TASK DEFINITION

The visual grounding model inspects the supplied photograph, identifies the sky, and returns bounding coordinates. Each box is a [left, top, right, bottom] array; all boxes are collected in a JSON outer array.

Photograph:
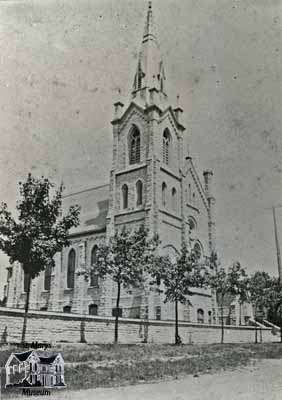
[[0, 0, 282, 297]]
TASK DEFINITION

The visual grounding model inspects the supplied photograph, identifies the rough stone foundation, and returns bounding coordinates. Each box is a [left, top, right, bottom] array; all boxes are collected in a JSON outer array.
[[0, 307, 276, 345]]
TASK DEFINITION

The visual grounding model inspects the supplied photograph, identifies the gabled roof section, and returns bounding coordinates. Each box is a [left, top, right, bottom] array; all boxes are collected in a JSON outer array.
[[160, 106, 185, 134], [39, 355, 58, 364], [184, 157, 209, 212], [13, 350, 34, 362], [113, 101, 148, 130]]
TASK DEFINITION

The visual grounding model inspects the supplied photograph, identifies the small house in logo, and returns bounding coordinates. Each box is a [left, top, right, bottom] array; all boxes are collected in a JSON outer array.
[[5, 350, 66, 388]]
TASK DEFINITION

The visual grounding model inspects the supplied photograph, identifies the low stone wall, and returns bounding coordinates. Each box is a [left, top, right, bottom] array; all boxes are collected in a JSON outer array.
[[0, 307, 277, 345]]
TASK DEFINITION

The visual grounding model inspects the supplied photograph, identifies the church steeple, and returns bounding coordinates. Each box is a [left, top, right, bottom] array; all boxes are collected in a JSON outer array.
[[132, 1, 167, 106]]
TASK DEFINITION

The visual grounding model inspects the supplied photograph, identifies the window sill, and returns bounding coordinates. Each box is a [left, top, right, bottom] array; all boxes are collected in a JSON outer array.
[[64, 288, 74, 294], [117, 207, 147, 216]]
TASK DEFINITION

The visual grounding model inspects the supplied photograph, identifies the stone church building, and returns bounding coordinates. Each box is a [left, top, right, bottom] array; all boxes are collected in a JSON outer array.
[[5, 2, 218, 324]]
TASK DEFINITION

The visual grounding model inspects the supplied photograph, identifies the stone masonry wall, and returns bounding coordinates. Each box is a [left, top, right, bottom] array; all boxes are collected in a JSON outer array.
[[0, 307, 276, 345]]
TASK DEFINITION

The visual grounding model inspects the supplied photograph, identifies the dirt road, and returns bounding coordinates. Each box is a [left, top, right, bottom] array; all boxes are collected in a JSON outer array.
[[17, 359, 282, 400]]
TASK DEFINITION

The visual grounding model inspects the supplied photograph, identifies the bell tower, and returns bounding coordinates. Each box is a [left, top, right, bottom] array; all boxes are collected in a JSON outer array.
[[107, 1, 186, 240]]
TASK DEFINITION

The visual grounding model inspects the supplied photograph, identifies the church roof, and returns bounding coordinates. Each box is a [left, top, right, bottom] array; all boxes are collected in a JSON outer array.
[[63, 183, 109, 236]]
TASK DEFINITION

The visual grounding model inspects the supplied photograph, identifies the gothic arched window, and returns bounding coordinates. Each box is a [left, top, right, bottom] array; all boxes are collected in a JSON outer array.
[[188, 217, 197, 233], [162, 182, 167, 207], [163, 129, 171, 165], [136, 180, 143, 206], [90, 245, 99, 287], [67, 249, 76, 289], [122, 184, 128, 209], [194, 242, 202, 261], [129, 126, 141, 165], [172, 187, 177, 212], [197, 308, 204, 323], [44, 264, 52, 291]]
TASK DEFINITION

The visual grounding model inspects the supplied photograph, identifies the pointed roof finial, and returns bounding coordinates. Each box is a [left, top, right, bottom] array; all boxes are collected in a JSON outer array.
[[143, 0, 156, 43], [177, 94, 180, 106]]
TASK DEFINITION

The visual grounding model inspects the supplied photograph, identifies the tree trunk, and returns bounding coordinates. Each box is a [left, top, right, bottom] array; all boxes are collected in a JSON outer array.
[[280, 305, 282, 344], [220, 300, 224, 344], [175, 300, 181, 345], [114, 281, 121, 344], [254, 305, 258, 344], [21, 273, 31, 344], [239, 302, 242, 325], [80, 319, 86, 343]]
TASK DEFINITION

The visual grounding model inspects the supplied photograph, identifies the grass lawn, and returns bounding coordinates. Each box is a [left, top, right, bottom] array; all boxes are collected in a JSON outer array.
[[1, 342, 282, 395]]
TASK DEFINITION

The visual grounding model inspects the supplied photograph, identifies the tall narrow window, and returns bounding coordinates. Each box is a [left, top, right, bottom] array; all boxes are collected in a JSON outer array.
[[162, 129, 171, 165], [44, 264, 52, 291], [136, 180, 143, 206], [122, 184, 128, 209], [188, 184, 192, 203], [172, 187, 177, 212], [155, 306, 161, 320], [162, 182, 167, 207], [208, 311, 212, 324], [90, 245, 99, 287], [129, 126, 141, 164], [197, 309, 204, 324], [67, 249, 75, 289], [23, 271, 29, 293]]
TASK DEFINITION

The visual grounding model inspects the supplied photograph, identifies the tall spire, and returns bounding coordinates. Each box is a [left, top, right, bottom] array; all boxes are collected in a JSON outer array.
[[132, 1, 167, 105]]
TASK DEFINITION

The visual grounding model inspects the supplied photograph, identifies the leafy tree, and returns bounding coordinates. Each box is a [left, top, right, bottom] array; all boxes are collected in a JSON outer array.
[[0, 174, 80, 343], [91, 224, 159, 344], [228, 262, 248, 324], [209, 262, 247, 344], [150, 243, 208, 345], [248, 271, 272, 343]]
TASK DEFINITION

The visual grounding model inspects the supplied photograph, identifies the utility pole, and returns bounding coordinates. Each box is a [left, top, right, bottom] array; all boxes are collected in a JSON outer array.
[[272, 206, 282, 283], [271, 205, 282, 342]]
